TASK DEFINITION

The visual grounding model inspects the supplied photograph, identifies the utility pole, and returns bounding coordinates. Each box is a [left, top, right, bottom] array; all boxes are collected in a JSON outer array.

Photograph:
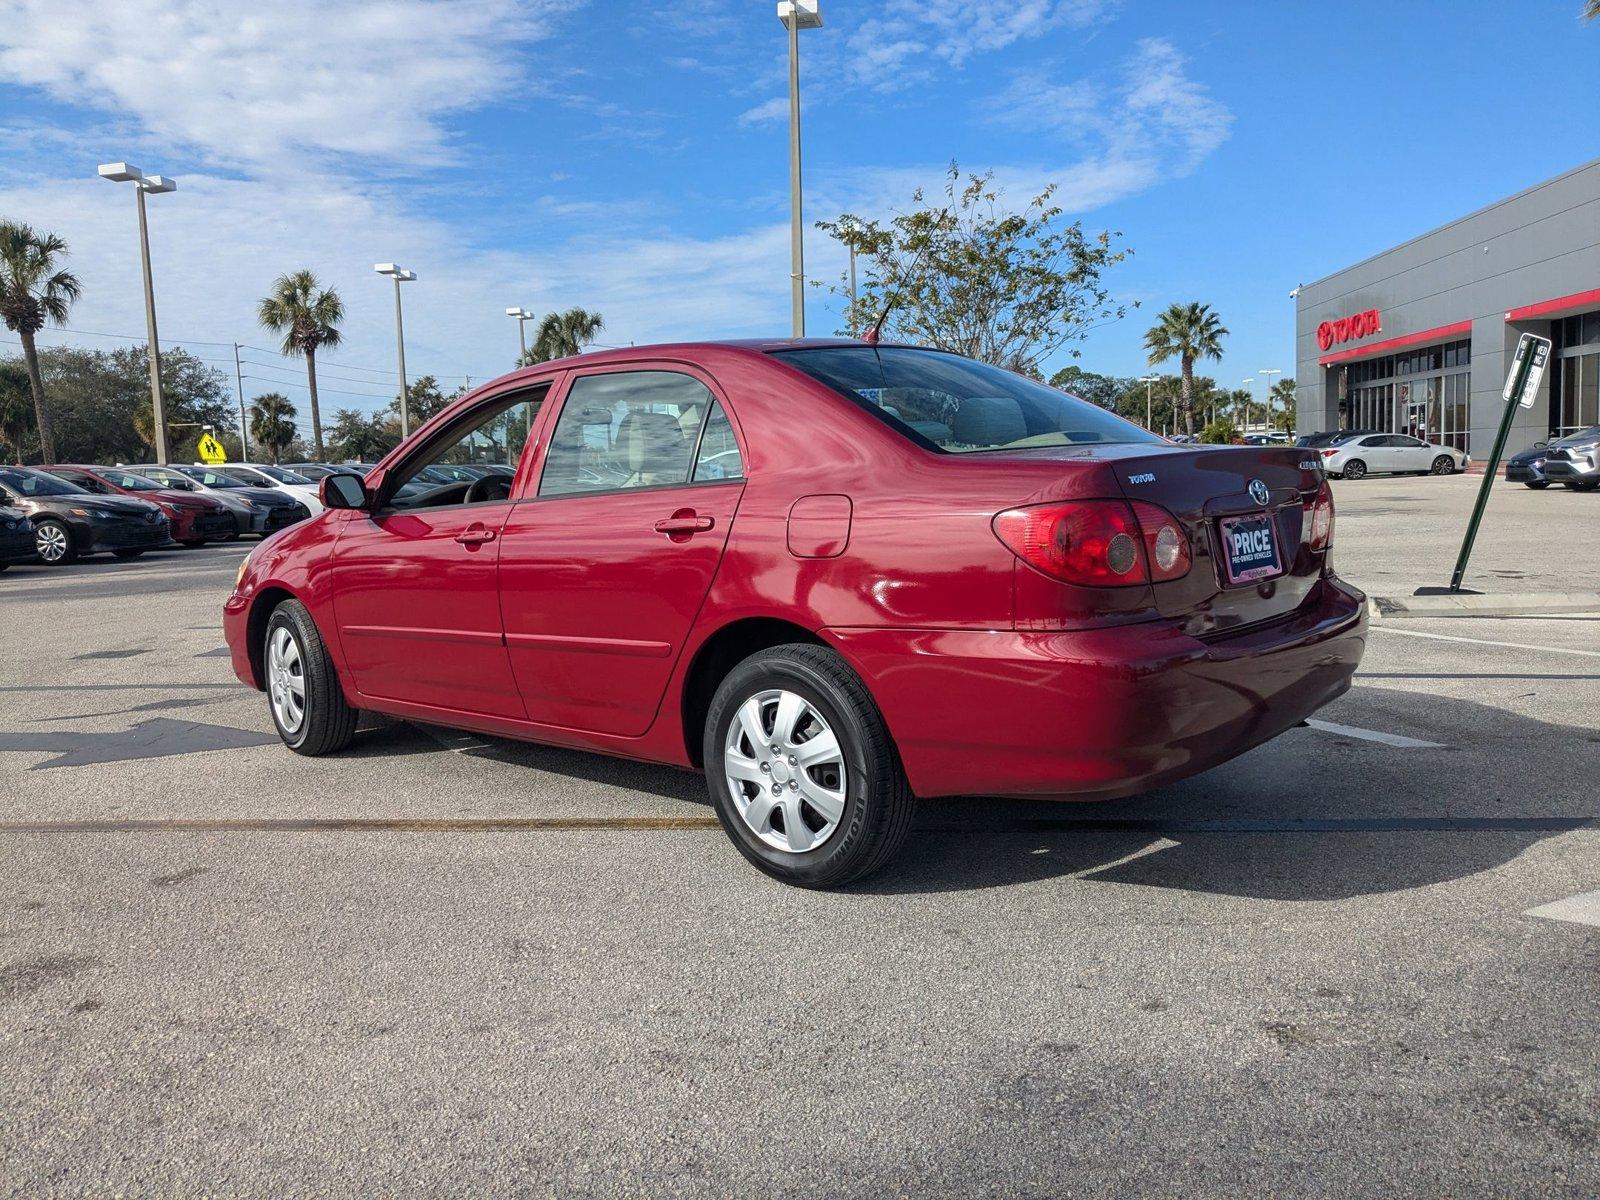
[[1139, 374, 1160, 431], [233, 343, 250, 459], [779, 1, 821, 338]]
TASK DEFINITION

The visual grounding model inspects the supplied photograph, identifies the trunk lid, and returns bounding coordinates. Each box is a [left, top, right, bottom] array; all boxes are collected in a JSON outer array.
[[1107, 444, 1327, 637]]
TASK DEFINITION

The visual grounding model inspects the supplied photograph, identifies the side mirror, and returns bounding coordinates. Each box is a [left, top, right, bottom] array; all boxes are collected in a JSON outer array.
[[321, 473, 369, 510], [1534, 441, 1548, 449]]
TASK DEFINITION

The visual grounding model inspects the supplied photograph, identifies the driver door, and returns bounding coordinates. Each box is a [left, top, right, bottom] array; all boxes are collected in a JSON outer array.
[[329, 384, 550, 718]]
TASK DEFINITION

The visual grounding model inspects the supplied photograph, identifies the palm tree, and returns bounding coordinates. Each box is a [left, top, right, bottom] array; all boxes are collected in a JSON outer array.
[[518, 307, 604, 366], [1143, 302, 1228, 437], [249, 392, 298, 464], [1585, 0, 1599, 20], [0, 222, 81, 463], [257, 271, 343, 460]]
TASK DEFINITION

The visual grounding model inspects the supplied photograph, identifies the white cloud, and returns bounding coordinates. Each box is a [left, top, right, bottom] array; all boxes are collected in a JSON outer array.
[[0, 0, 574, 171], [846, 0, 1117, 86], [737, 97, 789, 127]]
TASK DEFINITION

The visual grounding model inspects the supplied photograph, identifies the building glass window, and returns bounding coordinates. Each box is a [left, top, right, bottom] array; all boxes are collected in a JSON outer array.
[[1339, 338, 1470, 451], [1554, 309, 1600, 438]]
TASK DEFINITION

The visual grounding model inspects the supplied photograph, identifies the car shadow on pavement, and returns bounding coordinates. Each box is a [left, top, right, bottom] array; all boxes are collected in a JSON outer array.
[[857, 686, 1600, 901]]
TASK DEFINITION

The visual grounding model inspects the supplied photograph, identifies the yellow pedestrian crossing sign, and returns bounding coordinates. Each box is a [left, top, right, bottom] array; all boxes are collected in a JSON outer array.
[[197, 433, 227, 464]]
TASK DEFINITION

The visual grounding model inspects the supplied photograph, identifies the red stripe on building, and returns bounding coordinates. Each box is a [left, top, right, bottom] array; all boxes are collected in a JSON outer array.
[[1318, 320, 1473, 366], [1504, 287, 1600, 323]]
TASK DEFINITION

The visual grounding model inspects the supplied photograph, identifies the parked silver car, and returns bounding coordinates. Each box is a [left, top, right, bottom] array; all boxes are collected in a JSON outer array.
[[1539, 426, 1600, 491], [1318, 432, 1470, 480]]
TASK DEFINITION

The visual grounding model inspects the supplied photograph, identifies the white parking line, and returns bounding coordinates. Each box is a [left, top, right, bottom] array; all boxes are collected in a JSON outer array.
[[1372, 626, 1600, 658], [1304, 718, 1445, 749], [1525, 889, 1600, 929]]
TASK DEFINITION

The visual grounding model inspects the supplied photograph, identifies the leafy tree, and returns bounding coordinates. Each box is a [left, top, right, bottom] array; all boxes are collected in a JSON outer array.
[[249, 392, 297, 463], [0, 358, 32, 463], [1585, 0, 1599, 19], [1200, 418, 1239, 444], [817, 165, 1134, 375], [517, 308, 605, 366], [388, 374, 461, 427], [327, 407, 397, 463], [124, 347, 236, 460], [1047, 365, 1125, 411], [0, 221, 81, 462], [1270, 376, 1297, 431], [258, 271, 344, 460], [1143, 302, 1228, 437]]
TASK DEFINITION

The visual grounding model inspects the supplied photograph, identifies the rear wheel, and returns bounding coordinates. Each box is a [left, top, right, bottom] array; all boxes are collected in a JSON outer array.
[[34, 519, 75, 565], [1342, 459, 1367, 480], [1430, 455, 1455, 475], [705, 644, 915, 889], [264, 599, 358, 755]]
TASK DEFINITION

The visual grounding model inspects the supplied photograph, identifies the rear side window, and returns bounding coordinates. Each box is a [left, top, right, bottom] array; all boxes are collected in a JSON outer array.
[[693, 401, 744, 482], [774, 346, 1162, 453], [539, 370, 712, 496]]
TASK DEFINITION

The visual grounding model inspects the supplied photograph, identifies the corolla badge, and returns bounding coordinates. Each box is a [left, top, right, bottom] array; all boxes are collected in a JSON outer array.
[[1248, 479, 1270, 506]]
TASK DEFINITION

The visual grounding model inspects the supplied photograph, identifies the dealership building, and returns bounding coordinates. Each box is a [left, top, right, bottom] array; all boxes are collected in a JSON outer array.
[[1295, 158, 1600, 457]]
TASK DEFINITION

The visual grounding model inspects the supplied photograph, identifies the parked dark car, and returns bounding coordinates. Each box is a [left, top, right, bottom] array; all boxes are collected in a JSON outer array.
[[44, 464, 236, 546], [1505, 445, 1552, 488], [0, 466, 170, 564], [131, 465, 310, 535], [1296, 429, 1380, 449], [0, 505, 34, 570]]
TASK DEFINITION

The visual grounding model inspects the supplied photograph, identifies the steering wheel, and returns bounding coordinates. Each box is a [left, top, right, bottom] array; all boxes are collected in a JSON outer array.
[[463, 475, 512, 505]]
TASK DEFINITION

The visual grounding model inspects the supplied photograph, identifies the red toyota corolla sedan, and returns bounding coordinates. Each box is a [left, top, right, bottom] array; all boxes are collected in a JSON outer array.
[[224, 341, 1366, 887]]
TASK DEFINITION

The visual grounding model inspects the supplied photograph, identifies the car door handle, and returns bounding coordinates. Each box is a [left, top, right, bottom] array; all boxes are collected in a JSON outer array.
[[455, 527, 497, 545], [654, 514, 714, 535]]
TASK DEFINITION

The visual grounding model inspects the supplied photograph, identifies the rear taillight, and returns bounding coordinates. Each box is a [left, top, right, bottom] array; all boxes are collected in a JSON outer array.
[[1308, 482, 1335, 550], [1319, 448, 1338, 457], [1129, 501, 1192, 583], [992, 500, 1190, 587]]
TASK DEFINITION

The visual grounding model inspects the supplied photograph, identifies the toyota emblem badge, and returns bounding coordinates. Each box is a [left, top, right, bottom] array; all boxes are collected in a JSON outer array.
[[1248, 479, 1270, 506]]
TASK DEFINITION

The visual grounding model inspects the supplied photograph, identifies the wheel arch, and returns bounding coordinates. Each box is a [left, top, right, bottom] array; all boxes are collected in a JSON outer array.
[[245, 585, 298, 691], [679, 616, 826, 768]]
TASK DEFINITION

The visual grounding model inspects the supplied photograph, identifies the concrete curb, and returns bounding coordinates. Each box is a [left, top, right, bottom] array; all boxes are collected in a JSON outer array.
[[1368, 591, 1600, 619]]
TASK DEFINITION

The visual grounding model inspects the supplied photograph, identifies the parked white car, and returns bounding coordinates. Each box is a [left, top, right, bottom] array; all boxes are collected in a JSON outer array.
[[209, 463, 325, 514], [1318, 433, 1470, 480]]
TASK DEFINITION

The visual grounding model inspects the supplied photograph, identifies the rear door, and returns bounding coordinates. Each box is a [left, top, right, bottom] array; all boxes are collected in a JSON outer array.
[[497, 366, 745, 736]]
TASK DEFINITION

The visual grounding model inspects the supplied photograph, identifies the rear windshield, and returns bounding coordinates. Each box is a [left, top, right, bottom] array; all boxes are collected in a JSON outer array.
[[773, 346, 1162, 453]]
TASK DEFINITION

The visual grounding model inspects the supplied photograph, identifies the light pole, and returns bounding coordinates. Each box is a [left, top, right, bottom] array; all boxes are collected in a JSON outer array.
[[778, 0, 821, 338], [375, 264, 416, 438], [506, 307, 534, 364], [232, 343, 250, 459], [1241, 378, 1254, 432], [1258, 367, 1281, 433], [1138, 374, 1160, 431], [98, 163, 177, 463]]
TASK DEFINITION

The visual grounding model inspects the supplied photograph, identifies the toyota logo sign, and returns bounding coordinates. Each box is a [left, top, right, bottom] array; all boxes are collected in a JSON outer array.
[[1248, 479, 1270, 506], [1316, 308, 1382, 352]]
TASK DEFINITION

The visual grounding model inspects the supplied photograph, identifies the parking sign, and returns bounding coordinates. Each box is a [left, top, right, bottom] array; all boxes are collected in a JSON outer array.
[[1503, 333, 1551, 409]]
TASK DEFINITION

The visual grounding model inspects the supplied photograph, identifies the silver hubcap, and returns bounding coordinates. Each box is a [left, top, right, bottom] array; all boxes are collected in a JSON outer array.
[[724, 688, 847, 854], [267, 626, 306, 734], [36, 525, 66, 562]]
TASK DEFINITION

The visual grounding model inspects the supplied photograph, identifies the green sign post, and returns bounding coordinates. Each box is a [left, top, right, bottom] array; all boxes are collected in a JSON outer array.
[[1445, 332, 1551, 592]]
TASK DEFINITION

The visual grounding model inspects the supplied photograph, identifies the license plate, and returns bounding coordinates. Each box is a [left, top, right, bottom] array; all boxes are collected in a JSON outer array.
[[1218, 512, 1282, 585]]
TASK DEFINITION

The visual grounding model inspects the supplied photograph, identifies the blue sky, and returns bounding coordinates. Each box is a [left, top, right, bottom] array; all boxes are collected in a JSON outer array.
[[0, 0, 1596, 433]]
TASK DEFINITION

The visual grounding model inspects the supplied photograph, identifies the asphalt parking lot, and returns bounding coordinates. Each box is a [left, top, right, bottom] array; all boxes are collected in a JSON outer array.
[[2, 476, 1597, 1198]]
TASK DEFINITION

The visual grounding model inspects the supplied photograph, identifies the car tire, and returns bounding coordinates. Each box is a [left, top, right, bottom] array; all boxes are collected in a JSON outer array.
[[704, 643, 915, 889], [178, 539, 206, 549], [1567, 480, 1600, 492], [33, 519, 76, 565], [1430, 455, 1456, 475], [1342, 459, 1367, 480], [264, 599, 359, 756], [1525, 480, 1550, 490], [113, 549, 146, 559]]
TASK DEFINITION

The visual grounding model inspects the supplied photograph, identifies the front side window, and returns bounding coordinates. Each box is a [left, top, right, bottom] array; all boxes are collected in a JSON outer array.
[[774, 346, 1162, 454], [387, 388, 545, 509], [539, 371, 712, 497]]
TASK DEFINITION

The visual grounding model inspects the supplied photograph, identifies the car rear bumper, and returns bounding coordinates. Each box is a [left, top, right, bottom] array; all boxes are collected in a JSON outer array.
[[825, 576, 1368, 800]]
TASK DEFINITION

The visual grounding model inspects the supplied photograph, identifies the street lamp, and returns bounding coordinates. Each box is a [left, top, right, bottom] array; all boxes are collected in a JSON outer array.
[[778, 0, 821, 338], [1258, 367, 1281, 433], [505, 307, 534, 364], [98, 163, 177, 463], [375, 264, 416, 438], [1241, 378, 1255, 431], [1138, 374, 1160, 431]]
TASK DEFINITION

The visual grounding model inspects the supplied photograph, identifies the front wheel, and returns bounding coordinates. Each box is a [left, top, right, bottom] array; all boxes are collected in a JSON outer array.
[[1342, 459, 1367, 481], [264, 599, 359, 755], [1431, 455, 1456, 475], [34, 519, 76, 565], [705, 644, 915, 889], [1525, 480, 1550, 490], [1565, 480, 1600, 492]]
